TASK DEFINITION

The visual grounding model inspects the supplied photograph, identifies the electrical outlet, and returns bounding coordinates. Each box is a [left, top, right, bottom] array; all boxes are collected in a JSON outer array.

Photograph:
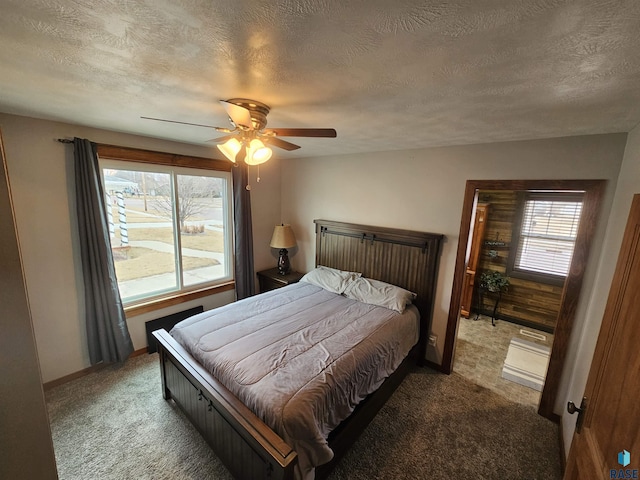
[[428, 334, 437, 346]]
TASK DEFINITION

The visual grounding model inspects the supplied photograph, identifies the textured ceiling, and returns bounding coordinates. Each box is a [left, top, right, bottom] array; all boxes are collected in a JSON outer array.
[[1, 0, 640, 158]]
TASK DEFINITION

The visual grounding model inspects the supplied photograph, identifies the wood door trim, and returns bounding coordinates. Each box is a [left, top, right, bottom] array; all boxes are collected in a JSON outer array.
[[443, 179, 607, 420], [582, 194, 640, 425]]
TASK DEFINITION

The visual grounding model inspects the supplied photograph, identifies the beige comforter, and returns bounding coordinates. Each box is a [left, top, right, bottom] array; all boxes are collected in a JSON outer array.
[[170, 281, 419, 480]]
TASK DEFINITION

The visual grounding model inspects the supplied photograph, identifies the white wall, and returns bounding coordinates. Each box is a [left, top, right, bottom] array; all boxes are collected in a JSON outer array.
[[280, 134, 627, 375], [559, 123, 640, 453], [0, 113, 282, 383]]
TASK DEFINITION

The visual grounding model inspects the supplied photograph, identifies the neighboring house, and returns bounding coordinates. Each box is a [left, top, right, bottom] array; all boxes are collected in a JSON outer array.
[[1, 112, 639, 476]]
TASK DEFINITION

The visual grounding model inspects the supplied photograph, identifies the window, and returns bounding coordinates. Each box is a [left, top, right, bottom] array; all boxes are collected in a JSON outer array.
[[99, 150, 233, 306], [508, 192, 583, 285]]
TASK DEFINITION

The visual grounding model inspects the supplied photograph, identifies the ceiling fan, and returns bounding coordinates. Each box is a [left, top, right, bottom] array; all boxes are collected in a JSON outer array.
[[142, 98, 337, 165]]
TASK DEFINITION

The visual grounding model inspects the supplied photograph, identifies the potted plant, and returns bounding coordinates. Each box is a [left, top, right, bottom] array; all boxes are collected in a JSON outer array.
[[478, 270, 509, 293], [477, 270, 509, 326]]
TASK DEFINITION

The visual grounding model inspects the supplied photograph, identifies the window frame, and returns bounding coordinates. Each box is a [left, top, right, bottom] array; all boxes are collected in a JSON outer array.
[[507, 191, 584, 286], [96, 144, 234, 316]]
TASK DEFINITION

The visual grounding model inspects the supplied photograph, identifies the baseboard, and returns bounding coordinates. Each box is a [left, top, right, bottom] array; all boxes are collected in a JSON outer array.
[[558, 417, 566, 474], [473, 308, 555, 334], [43, 347, 147, 391], [43, 364, 105, 391], [547, 412, 561, 424], [422, 359, 441, 372]]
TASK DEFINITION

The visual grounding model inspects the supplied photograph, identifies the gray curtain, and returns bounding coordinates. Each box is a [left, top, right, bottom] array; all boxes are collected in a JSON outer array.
[[232, 164, 255, 299], [73, 138, 134, 364]]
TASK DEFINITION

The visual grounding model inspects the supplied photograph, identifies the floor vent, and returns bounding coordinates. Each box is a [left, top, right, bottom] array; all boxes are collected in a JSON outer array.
[[519, 329, 547, 342]]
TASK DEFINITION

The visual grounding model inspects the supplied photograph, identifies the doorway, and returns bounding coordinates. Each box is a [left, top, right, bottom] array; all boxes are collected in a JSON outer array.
[[455, 189, 562, 408], [443, 179, 606, 420]]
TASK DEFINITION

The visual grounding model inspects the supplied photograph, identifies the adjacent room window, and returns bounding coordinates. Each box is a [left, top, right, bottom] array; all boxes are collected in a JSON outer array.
[[508, 192, 584, 285], [99, 159, 233, 305]]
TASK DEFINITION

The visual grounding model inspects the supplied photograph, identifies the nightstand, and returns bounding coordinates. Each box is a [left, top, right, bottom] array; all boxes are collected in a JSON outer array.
[[257, 267, 305, 293]]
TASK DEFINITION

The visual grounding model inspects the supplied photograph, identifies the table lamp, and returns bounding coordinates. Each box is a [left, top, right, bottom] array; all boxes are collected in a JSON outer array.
[[270, 224, 296, 275]]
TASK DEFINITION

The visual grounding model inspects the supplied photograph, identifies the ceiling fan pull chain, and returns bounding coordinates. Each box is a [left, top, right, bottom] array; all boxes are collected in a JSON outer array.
[[245, 164, 251, 190], [257, 164, 261, 183]]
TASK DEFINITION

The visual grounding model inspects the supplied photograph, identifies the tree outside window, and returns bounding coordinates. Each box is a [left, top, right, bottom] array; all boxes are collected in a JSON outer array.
[[100, 162, 232, 304]]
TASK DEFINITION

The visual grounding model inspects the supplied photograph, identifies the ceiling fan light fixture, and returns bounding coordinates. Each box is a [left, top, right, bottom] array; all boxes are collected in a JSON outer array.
[[217, 137, 242, 163], [245, 138, 272, 165], [142, 98, 336, 168]]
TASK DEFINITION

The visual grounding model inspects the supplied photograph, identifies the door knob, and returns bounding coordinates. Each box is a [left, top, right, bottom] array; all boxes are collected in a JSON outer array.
[[567, 401, 583, 415], [567, 397, 587, 433]]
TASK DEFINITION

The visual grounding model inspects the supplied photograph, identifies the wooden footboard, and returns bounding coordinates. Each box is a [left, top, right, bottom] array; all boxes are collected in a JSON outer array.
[[153, 329, 298, 480], [154, 328, 416, 480]]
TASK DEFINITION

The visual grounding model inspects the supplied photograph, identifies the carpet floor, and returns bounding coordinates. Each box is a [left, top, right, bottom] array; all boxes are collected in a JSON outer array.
[[46, 353, 562, 480]]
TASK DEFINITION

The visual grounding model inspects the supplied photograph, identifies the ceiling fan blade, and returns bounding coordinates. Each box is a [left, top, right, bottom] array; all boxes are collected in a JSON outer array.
[[206, 135, 236, 144], [262, 136, 301, 151], [220, 100, 253, 129], [141, 116, 221, 129], [266, 128, 337, 138]]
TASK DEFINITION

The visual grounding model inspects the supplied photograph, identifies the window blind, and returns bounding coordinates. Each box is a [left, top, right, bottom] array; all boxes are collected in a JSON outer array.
[[514, 197, 583, 277]]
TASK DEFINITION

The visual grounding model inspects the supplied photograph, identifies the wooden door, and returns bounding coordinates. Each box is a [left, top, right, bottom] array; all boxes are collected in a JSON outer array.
[[564, 194, 640, 479], [0, 130, 58, 478], [460, 203, 488, 317]]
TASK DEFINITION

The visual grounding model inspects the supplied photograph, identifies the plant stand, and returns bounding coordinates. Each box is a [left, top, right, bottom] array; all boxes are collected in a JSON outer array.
[[474, 287, 502, 326], [473, 287, 485, 321], [489, 291, 502, 327]]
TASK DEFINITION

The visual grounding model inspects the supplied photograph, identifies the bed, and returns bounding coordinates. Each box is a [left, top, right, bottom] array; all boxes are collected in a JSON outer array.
[[153, 219, 443, 480]]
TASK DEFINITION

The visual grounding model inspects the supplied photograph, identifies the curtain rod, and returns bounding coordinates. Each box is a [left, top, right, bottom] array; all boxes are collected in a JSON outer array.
[[57, 138, 74, 144]]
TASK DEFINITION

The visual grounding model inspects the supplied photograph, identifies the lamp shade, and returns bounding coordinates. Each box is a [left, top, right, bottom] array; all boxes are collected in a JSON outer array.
[[217, 138, 242, 163], [270, 224, 296, 249], [245, 138, 272, 166]]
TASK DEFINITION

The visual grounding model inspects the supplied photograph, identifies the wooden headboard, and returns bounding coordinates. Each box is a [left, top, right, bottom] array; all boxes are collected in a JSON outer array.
[[314, 219, 443, 362]]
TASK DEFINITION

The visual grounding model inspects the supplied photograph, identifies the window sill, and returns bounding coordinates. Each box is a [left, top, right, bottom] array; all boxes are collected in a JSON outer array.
[[507, 269, 566, 287], [123, 282, 235, 318]]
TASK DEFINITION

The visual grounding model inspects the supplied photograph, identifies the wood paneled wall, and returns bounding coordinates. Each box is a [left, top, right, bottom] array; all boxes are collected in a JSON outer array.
[[474, 190, 563, 332]]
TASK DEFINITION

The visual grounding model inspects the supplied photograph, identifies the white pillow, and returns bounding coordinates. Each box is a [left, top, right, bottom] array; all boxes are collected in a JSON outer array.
[[344, 277, 416, 313], [299, 266, 361, 294]]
